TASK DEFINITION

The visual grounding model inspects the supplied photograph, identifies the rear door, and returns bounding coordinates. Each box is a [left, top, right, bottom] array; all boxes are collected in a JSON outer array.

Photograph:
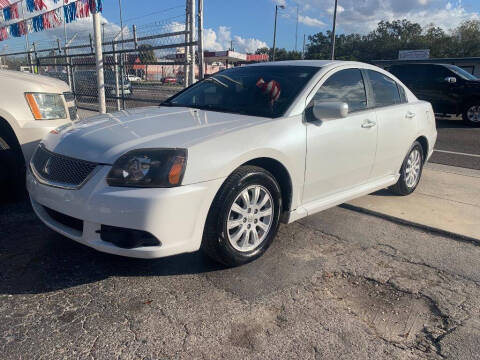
[[303, 68, 378, 204], [365, 69, 417, 178]]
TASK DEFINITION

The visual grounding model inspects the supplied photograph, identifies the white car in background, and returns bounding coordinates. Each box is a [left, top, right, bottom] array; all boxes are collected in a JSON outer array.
[[27, 61, 437, 266], [127, 75, 142, 82], [0, 70, 76, 195]]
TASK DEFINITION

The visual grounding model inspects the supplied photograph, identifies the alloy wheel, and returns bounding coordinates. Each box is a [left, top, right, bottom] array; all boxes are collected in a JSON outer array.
[[467, 105, 480, 123], [226, 185, 274, 252], [405, 148, 421, 188]]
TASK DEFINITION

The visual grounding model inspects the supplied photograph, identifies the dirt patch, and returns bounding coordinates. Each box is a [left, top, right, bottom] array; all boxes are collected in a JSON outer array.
[[324, 273, 445, 351]]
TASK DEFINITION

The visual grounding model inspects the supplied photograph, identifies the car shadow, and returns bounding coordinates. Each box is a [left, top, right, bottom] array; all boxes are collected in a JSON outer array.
[[369, 189, 396, 197], [0, 198, 226, 296]]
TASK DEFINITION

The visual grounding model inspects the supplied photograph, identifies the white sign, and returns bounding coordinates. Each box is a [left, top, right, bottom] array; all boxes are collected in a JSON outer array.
[[398, 49, 430, 60]]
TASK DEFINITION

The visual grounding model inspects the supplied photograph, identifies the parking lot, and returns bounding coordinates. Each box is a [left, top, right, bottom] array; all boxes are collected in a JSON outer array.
[[1, 196, 480, 359]]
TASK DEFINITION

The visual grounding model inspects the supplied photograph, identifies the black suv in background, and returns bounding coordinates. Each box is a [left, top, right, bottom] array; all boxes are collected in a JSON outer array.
[[388, 63, 480, 126]]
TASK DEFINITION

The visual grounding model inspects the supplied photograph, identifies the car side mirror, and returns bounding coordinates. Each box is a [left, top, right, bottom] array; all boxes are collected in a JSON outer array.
[[311, 101, 349, 121], [445, 77, 457, 84]]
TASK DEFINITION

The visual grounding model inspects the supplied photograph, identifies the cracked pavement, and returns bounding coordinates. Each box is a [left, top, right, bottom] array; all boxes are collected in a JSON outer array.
[[1, 199, 479, 359]]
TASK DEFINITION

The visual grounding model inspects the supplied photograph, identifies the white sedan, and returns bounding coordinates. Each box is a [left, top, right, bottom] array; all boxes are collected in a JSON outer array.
[[27, 60, 437, 266]]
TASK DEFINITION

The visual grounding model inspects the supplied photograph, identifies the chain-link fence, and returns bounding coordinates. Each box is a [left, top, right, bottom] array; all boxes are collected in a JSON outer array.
[[0, 3, 199, 113]]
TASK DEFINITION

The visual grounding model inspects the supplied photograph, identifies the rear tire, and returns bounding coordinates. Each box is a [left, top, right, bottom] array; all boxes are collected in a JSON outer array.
[[389, 141, 424, 196], [202, 165, 282, 267], [462, 104, 480, 127]]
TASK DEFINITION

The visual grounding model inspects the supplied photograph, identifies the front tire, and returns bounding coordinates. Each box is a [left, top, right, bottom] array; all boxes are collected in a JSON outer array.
[[202, 165, 282, 267], [462, 104, 480, 127], [389, 141, 424, 196], [0, 128, 26, 199]]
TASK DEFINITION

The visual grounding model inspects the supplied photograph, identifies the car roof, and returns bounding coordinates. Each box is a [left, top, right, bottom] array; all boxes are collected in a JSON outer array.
[[247, 60, 365, 68], [390, 63, 450, 67]]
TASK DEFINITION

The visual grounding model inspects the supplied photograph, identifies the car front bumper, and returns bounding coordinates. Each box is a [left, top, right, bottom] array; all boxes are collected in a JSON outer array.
[[27, 165, 224, 259]]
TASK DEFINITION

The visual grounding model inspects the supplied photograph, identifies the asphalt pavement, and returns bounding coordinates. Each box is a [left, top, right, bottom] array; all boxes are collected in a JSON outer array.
[[431, 117, 480, 170], [1, 198, 479, 359]]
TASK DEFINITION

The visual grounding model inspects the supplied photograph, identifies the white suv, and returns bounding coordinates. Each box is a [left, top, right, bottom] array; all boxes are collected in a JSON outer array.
[[0, 70, 75, 195]]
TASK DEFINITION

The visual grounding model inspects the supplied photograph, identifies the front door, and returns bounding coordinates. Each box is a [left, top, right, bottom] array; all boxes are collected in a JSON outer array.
[[303, 68, 378, 204]]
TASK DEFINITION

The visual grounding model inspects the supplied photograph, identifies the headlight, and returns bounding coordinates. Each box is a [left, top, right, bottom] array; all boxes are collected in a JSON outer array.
[[25, 93, 67, 120], [106, 149, 187, 188]]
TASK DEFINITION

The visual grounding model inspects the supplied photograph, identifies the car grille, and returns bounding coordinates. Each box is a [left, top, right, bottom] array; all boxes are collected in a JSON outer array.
[[31, 145, 98, 189]]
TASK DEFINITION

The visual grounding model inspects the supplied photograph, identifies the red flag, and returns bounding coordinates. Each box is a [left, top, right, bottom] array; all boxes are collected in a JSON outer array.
[[0, 0, 11, 10]]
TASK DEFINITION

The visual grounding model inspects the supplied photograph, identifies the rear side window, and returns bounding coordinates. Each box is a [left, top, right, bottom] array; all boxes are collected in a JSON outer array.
[[429, 65, 454, 83], [397, 84, 408, 103], [313, 69, 367, 112], [367, 70, 401, 107], [389, 65, 426, 83]]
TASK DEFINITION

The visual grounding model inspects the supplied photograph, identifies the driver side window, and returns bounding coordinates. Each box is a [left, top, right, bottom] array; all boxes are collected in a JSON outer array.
[[313, 69, 367, 113]]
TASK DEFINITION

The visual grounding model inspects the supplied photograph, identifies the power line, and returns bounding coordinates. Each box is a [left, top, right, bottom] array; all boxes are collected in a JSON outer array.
[[123, 5, 184, 24]]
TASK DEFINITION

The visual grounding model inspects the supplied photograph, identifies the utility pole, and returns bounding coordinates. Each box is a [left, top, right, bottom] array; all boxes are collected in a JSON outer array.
[[184, 0, 190, 87], [302, 34, 306, 59], [295, 6, 299, 52], [189, 0, 196, 85], [118, 0, 126, 109], [331, 0, 338, 60], [197, 0, 204, 80], [92, 8, 106, 114], [272, 4, 285, 61]]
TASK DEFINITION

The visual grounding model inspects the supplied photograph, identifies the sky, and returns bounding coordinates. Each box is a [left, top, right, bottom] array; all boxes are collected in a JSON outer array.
[[1, 0, 480, 54]]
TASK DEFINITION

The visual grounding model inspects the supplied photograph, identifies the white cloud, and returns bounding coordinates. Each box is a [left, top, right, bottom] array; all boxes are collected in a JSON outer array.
[[272, 0, 287, 6], [297, 0, 480, 33], [326, 5, 345, 15], [299, 15, 325, 27], [203, 26, 268, 53], [233, 35, 269, 53]]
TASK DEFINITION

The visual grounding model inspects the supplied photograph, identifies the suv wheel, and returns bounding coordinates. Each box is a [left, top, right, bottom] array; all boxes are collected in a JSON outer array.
[[389, 141, 424, 196], [202, 165, 282, 267], [462, 104, 480, 127]]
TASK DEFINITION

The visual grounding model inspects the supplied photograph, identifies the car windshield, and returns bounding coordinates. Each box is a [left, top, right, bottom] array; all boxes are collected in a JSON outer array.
[[163, 65, 320, 118], [446, 65, 478, 81]]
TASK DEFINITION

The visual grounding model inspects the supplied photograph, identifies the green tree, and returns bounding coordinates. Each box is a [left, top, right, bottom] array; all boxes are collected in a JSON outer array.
[[304, 19, 480, 61], [138, 44, 156, 64], [138, 44, 156, 80]]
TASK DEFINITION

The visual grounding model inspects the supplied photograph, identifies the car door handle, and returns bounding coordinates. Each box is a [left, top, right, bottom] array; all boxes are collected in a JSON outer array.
[[361, 119, 376, 128], [406, 111, 416, 119]]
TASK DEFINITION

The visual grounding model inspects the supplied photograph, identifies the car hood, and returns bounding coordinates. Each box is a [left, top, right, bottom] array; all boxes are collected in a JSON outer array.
[[0, 70, 70, 92], [42, 106, 272, 164]]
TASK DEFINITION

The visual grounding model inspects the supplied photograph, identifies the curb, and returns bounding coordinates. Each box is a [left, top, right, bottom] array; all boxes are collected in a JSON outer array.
[[340, 203, 480, 247]]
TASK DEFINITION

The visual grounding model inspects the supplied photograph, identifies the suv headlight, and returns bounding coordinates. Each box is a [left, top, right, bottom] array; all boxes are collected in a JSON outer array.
[[25, 93, 67, 120], [106, 149, 187, 188]]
